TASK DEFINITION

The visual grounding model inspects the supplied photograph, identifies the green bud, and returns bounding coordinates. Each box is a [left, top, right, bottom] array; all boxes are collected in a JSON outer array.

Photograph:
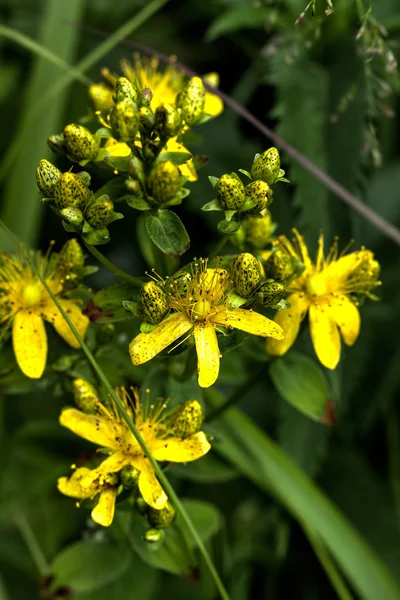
[[177, 76, 205, 125], [85, 196, 116, 228], [170, 400, 203, 438], [59, 238, 84, 270], [251, 147, 281, 184], [244, 212, 273, 249], [136, 497, 148, 515], [72, 378, 99, 413], [231, 252, 262, 298], [216, 174, 245, 210], [143, 528, 165, 545], [120, 464, 140, 489], [128, 156, 145, 181], [47, 133, 65, 153], [60, 206, 84, 228], [165, 271, 191, 296], [155, 103, 182, 137], [61, 271, 81, 292], [264, 250, 294, 281], [109, 98, 139, 142], [244, 180, 272, 214], [54, 172, 91, 210], [89, 83, 114, 112], [115, 76, 137, 103], [256, 280, 285, 307], [139, 106, 155, 134], [148, 160, 181, 204], [96, 323, 115, 346], [138, 281, 169, 324], [148, 502, 176, 529], [36, 159, 62, 197], [64, 124, 99, 162], [125, 178, 143, 196]]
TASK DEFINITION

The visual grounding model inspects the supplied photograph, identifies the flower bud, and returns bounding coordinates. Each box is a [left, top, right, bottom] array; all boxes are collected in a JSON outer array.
[[128, 156, 145, 181], [115, 76, 137, 103], [61, 272, 81, 292], [136, 497, 148, 515], [138, 281, 169, 324], [244, 212, 273, 249], [125, 178, 143, 196], [143, 528, 165, 544], [256, 280, 285, 307], [36, 159, 62, 197], [155, 104, 182, 138], [165, 271, 191, 296], [54, 172, 91, 210], [89, 82, 114, 112], [177, 77, 205, 125], [148, 160, 181, 204], [251, 147, 281, 184], [231, 253, 262, 298], [244, 181, 272, 213], [109, 99, 139, 142], [139, 106, 155, 134], [59, 238, 84, 270], [72, 378, 99, 413], [96, 323, 115, 346], [264, 250, 294, 281], [170, 400, 203, 438], [140, 88, 153, 105], [120, 464, 140, 489], [47, 133, 65, 153], [148, 502, 176, 529], [64, 124, 99, 162], [85, 196, 116, 228], [60, 207, 84, 228], [216, 174, 245, 210]]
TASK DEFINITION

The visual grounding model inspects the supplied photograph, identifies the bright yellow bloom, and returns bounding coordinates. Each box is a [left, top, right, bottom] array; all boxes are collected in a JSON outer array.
[[58, 387, 210, 526], [266, 229, 381, 369], [0, 248, 89, 379], [130, 261, 284, 388]]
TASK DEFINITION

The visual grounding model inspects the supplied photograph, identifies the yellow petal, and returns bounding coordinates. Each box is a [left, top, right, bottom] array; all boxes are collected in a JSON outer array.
[[104, 140, 131, 157], [267, 293, 309, 356], [136, 457, 168, 510], [42, 299, 89, 349], [129, 313, 192, 365], [59, 408, 118, 449], [12, 311, 47, 379], [97, 451, 128, 473], [194, 323, 220, 388], [57, 467, 97, 499], [91, 488, 117, 527], [163, 138, 197, 182], [327, 295, 360, 346], [212, 306, 284, 339], [292, 229, 312, 268], [309, 303, 341, 369], [153, 432, 211, 463]]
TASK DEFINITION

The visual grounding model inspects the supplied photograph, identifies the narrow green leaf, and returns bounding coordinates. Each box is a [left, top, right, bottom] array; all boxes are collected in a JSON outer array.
[[206, 6, 271, 41]]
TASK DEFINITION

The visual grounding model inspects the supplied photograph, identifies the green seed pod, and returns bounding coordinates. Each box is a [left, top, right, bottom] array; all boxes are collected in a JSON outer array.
[[59, 238, 84, 270], [72, 378, 99, 413], [64, 124, 99, 162], [148, 502, 176, 529], [36, 159, 62, 198], [170, 400, 203, 438], [139, 106, 156, 134], [165, 271, 191, 296], [244, 212, 273, 249], [154, 103, 182, 138], [256, 280, 285, 307], [231, 252, 262, 298], [138, 281, 169, 324], [54, 172, 91, 210], [177, 76, 205, 125], [148, 160, 181, 204], [115, 76, 137, 103], [120, 464, 140, 489], [264, 250, 294, 282], [244, 180, 272, 214], [47, 133, 65, 153], [89, 83, 114, 112], [96, 323, 115, 346], [143, 528, 165, 544], [251, 147, 281, 185], [215, 174, 245, 210], [85, 196, 116, 228], [60, 207, 84, 228], [109, 98, 139, 142]]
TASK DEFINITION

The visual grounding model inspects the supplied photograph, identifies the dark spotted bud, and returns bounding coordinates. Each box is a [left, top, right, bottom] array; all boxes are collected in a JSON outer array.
[[36, 159, 62, 197], [148, 160, 181, 204], [140, 88, 153, 106], [251, 147, 281, 184], [120, 464, 140, 489], [155, 103, 182, 138], [89, 83, 114, 112], [244, 212, 273, 249], [232, 253, 262, 298], [96, 323, 115, 346], [256, 280, 285, 307], [115, 76, 137, 103], [60, 207, 84, 228], [54, 172, 91, 210], [72, 378, 99, 413], [264, 250, 294, 281], [64, 124, 99, 162], [244, 180, 272, 214], [148, 502, 176, 529], [85, 195, 116, 228], [47, 133, 65, 153], [109, 99, 139, 142], [170, 400, 203, 438], [176, 77, 205, 125], [216, 174, 245, 210], [59, 238, 84, 270], [138, 281, 169, 324], [165, 271, 191, 296], [143, 528, 164, 544], [139, 106, 155, 134]]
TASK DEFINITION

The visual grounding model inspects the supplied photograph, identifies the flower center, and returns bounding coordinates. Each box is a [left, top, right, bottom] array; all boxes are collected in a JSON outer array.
[[191, 299, 211, 321], [21, 282, 42, 307], [306, 274, 327, 297]]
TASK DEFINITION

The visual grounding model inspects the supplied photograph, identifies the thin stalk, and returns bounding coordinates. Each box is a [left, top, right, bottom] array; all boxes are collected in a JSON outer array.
[[208, 234, 230, 262], [15, 514, 50, 577], [83, 242, 143, 287], [205, 366, 264, 422]]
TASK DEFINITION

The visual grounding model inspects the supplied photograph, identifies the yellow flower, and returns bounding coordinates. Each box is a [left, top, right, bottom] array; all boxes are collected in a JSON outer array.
[[129, 260, 284, 388], [58, 387, 210, 526], [0, 248, 89, 379], [266, 229, 381, 369]]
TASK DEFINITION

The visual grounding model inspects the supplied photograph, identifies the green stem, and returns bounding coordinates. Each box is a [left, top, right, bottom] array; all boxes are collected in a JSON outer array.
[[208, 234, 230, 262], [15, 514, 50, 577], [205, 366, 264, 422], [84, 242, 143, 287]]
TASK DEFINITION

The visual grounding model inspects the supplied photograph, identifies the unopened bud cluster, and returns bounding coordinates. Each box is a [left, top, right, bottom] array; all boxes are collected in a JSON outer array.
[[230, 251, 287, 307]]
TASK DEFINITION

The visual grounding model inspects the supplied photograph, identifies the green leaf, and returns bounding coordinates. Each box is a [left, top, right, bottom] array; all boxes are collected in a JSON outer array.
[[155, 151, 192, 165], [218, 219, 240, 234], [81, 226, 110, 246], [125, 196, 152, 210], [93, 282, 140, 311], [202, 199, 223, 212], [180, 500, 222, 548], [172, 453, 238, 484], [145, 209, 190, 257], [103, 153, 132, 172], [206, 5, 271, 40], [269, 351, 331, 421], [208, 175, 219, 189]]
